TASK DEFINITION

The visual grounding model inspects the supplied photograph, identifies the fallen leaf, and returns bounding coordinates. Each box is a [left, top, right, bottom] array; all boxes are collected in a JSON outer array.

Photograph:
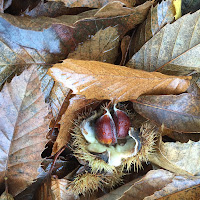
[[132, 93, 200, 133], [113, 169, 200, 200], [51, 177, 78, 200], [156, 184, 200, 200], [164, 131, 200, 143], [144, 172, 200, 199], [130, 0, 175, 55], [52, 95, 99, 154], [149, 140, 200, 175], [49, 82, 71, 120], [48, 59, 191, 102], [118, 170, 174, 200], [23, 1, 90, 18], [68, 27, 120, 63], [94, 1, 136, 18], [0, 1, 152, 88], [120, 35, 131, 66], [0, 66, 49, 196], [127, 9, 200, 75], [50, 0, 136, 8]]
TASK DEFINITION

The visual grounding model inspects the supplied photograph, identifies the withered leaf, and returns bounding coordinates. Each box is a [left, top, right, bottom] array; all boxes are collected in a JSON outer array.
[[149, 140, 200, 176], [116, 169, 200, 200], [0, 66, 49, 196], [51, 178, 77, 200], [0, 1, 152, 88], [127, 9, 200, 76], [49, 82, 71, 120], [68, 27, 120, 63], [48, 59, 191, 102], [94, 1, 136, 18], [144, 172, 200, 199], [50, 0, 136, 8], [132, 93, 200, 133], [155, 184, 200, 200], [118, 170, 174, 200], [22, 1, 90, 18], [130, 0, 175, 56]]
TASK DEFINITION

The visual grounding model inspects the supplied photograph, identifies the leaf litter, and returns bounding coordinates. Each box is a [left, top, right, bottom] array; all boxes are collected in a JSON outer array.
[[0, 0, 200, 199]]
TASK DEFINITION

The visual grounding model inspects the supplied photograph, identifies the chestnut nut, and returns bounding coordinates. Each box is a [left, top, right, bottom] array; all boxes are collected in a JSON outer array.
[[95, 105, 131, 145]]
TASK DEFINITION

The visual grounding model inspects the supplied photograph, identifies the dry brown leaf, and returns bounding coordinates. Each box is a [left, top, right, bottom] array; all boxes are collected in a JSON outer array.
[[94, 1, 136, 18], [50, 0, 136, 8], [0, 66, 49, 196], [48, 59, 191, 103], [127, 9, 200, 75], [52, 95, 98, 154], [149, 140, 200, 176], [23, 1, 91, 18], [49, 82, 71, 120], [114, 169, 200, 200], [118, 169, 174, 200], [130, 0, 175, 56], [68, 27, 120, 64], [132, 93, 200, 133], [120, 35, 131, 66], [155, 184, 200, 200], [0, 1, 153, 89], [144, 172, 200, 199], [51, 177, 78, 200]]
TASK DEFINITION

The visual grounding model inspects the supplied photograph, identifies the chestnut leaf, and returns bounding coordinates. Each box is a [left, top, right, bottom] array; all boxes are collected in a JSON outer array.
[[48, 59, 191, 102], [0, 66, 49, 196]]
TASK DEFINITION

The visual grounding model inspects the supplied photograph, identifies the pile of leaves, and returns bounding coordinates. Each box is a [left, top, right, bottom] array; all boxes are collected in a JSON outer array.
[[0, 0, 200, 199]]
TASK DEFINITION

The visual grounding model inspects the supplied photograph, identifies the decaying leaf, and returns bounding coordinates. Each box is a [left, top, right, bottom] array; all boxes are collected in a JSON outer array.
[[22, 1, 88, 18], [155, 184, 200, 200], [132, 93, 200, 133], [50, 0, 136, 8], [120, 35, 131, 66], [0, 0, 152, 88], [48, 59, 191, 102], [68, 27, 120, 63], [144, 172, 200, 199], [118, 169, 174, 200], [0, 66, 49, 196], [130, 0, 175, 55], [94, 1, 136, 18], [127, 9, 200, 75], [149, 140, 200, 175], [115, 169, 200, 200], [49, 82, 71, 120]]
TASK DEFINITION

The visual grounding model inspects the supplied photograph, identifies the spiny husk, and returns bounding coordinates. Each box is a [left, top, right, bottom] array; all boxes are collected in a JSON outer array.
[[71, 125, 116, 173], [68, 170, 124, 196], [123, 122, 158, 171]]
